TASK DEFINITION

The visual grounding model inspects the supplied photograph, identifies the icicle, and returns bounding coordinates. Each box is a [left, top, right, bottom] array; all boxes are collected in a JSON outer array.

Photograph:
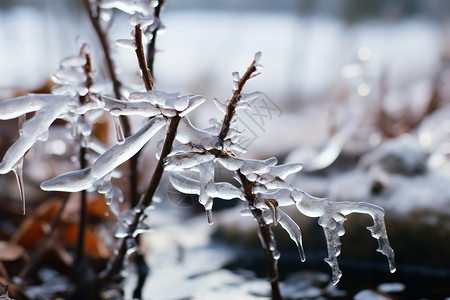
[[278, 210, 306, 262], [12, 157, 26, 215]]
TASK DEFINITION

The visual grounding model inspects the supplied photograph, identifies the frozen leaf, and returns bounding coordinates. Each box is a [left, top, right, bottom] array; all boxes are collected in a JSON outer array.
[[165, 152, 215, 170], [99, 0, 152, 14], [60, 55, 87, 68], [0, 94, 91, 175], [240, 157, 278, 176], [213, 98, 227, 114], [175, 117, 220, 150], [91, 116, 165, 179], [129, 12, 154, 28], [40, 168, 96, 192], [116, 39, 137, 50], [102, 95, 160, 117]]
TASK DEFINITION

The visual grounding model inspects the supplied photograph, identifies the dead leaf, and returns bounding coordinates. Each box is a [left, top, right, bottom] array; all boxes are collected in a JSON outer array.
[[0, 241, 25, 261]]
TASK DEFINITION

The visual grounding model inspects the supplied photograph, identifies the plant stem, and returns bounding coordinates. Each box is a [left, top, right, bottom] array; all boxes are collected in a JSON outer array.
[[76, 137, 88, 263], [82, 0, 132, 137], [218, 57, 257, 142], [135, 25, 154, 91], [238, 172, 282, 300], [98, 115, 181, 283], [82, 0, 121, 100], [217, 54, 282, 299]]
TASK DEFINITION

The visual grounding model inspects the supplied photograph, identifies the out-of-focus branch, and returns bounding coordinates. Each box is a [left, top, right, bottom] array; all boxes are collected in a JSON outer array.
[[146, 0, 166, 76]]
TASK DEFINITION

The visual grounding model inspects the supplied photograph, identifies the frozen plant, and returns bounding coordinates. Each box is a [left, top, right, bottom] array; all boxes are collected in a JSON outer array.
[[0, 1, 395, 299]]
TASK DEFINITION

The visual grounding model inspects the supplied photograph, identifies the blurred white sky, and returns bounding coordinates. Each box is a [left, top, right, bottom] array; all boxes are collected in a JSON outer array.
[[0, 1, 449, 157]]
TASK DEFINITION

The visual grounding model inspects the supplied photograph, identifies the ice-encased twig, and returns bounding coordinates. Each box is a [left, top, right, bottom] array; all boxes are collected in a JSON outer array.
[[296, 193, 396, 284], [41, 117, 166, 193]]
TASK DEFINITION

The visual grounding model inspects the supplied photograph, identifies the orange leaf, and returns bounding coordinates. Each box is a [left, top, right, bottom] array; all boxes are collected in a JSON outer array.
[[11, 218, 49, 249], [63, 223, 112, 259]]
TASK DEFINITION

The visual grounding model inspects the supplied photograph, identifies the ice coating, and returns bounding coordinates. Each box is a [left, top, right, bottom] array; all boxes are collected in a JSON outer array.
[[102, 96, 160, 117], [296, 193, 396, 284], [128, 91, 205, 117], [41, 168, 96, 192], [168, 172, 243, 200], [175, 117, 220, 150], [91, 116, 165, 179], [99, 0, 153, 15], [116, 39, 137, 50], [129, 12, 154, 28], [0, 95, 75, 174], [278, 210, 306, 262], [164, 152, 215, 170]]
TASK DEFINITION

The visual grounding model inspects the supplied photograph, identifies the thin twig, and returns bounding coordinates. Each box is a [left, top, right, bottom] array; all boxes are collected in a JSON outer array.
[[216, 54, 283, 300], [146, 0, 166, 76], [238, 172, 282, 300], [135, 25, 154, 91], [98, 115, 181, 283], [82, 0, 132, 138], [82, 0, 121, 100], [218, 58, 258, 142]]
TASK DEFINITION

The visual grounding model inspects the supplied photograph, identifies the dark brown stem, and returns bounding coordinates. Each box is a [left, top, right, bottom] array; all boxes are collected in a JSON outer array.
[[146, 0, 166, 76], [99, 115, 181, 283], [135, 25, 154, 91], [217, 54, 282, 299], [76, 142, 88, 263], [238, 172, 282, 300]]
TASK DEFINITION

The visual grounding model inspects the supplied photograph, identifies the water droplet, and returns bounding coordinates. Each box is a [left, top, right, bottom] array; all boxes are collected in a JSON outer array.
[[272, 250, 281, 260]]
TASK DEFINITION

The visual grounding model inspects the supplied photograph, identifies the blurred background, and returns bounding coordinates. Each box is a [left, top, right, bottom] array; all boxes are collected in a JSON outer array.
[[1, 0, 450, 299]]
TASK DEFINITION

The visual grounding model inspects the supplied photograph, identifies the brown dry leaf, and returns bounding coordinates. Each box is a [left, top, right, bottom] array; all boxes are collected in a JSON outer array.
[[11, 218, 49, 249], [63, 223, 112, 259], [34, 199, 63, 222], [0, 241, 25, 261], [87, 195, 116, 221]]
